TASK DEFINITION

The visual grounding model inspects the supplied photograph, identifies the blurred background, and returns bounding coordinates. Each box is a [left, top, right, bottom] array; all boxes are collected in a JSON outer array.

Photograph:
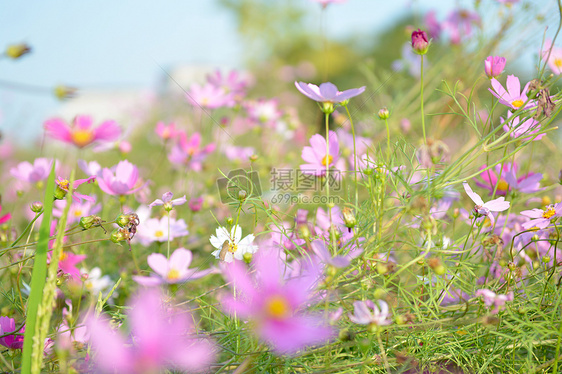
[[0, 0, 555, 144]]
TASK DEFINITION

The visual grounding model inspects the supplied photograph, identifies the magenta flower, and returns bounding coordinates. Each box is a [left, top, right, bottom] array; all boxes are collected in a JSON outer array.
[[411, 29, 430, 55], [484, 56, 506, 78], [206, 69, 249, 95], [44, 115, 121, 148], [149, 192, 187, 210], [58, 252, 87, 279], [97, 160, 147, 196], [443, 9, 481, 44], [155, 122, 180, 141], [87, 288, 215, 373], [475, 289, 513, 314], [187, 83, 234, 109], [0, 317, 24, 349], [311, 239, 359, 268], [189, 197, 204, 212], [501, 112, 544, 141], [348, 300, 392, 327], [295, 82, 365, 104], [300, 131, 340, 176], [133, 248, 214, 286], [489, 75, 533, 110], [463, 182, 510, 226], [474, 162, 542, 196], [55, 176, 96, 203], [10, 158, 58, 184], [168, 132, 216, 171], [424, 10, 442, 39], [521, 203, 562, 230], [0, 204, 11, 225], [223, 251, 334, 354]]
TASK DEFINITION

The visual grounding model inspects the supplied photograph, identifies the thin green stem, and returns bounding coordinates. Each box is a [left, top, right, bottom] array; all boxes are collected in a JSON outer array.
[[420, 54, 427, 145], [343, 104, 358, 209]]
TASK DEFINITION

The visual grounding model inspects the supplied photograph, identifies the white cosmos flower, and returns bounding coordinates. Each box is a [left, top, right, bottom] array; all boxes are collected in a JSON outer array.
[[210, 225, 258, 263]]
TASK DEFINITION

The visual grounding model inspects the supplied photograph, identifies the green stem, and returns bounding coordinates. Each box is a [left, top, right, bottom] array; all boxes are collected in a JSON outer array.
[[343, 104, 359, 209], [420, 54, 427, 145], [9, 212, 43, 248]]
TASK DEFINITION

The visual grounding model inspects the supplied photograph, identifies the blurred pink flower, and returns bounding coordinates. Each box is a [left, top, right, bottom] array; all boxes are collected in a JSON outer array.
[[295, 82, 365, 104], [424, 10, 442, 39], [206, 69, 249, 95], [48, 248, 87, 280], [484, 56, 506, 78], [10, 158, 58, 184], [475, 289, 513, 314], [348, 300, 392, 326], [541, 39, 562, 75], [44, 115, 121, 148], [245, 98, 282, 126], [135, 217, 189, 246], [0, 316, 24, 349], [187, 83, 234, 109], [133, 248, 214, 286], [87, 288, 215, 373], [78, 159, 102, 177], [223, 145, 254, 162], [300, 131, 340, 176], [501, 112, 544, 141], [155, 122, 181, 141], [168, 132, 216, 171], [0, 204, 11, 225], [443, 9, 481, 44], [222, 250, 334, 354], [489, 75, 534, 110], [97, 160, 147, 196], [463, 182, 510, 226], [521, 203, 562, 230], [310, 0, 347, 8], [189, 197, 204, 212], [53, 196, 101, 224], [474, 162, 542, 196]]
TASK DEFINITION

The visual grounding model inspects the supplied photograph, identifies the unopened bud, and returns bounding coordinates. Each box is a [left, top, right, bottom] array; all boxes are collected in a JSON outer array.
[[377, 107, 390, 120], [428, 257, 446, 275], [249, 154, 259, 162], [322, 102, 334, 114], [342, 207, 356, 228], [54, 185, 68, 200], [243, 252, 253, 264], [411, 29, 430, 55], [110, 228, 130, 243], [116, 214, 131, 228], [163, 202, 173, 212], [226, 217, 234, 225], [543, 255, 551, 263], [238, 190, 247, 201], [30, 201, 43, 213], [5, 43, 31, 59], [376, 262, 389, 275], [80, 215, 96, 230]]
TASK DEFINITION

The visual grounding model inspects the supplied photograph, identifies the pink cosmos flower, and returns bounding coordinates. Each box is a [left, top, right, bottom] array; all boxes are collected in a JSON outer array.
[[187, 83, 234, 109], [443, 9, 481, 44], [189, 197, 204, 212], [300, 131, 340, 176], [53, 197, 101, 224], [0, 316, 24, 349], [425, 10, 442, 39], [484, 56, 506, 78], [245, 98, 282, 126], [463, 182, 510, 226], [135, 217, 189, 246], [0, 204, 11, 225], [489, 75, 534, 110], [10, 158, 58, 184], [474, 162, 542, 196], [87, 288, 215, 373], [475, 289, 513, 314], [133, 248, 214, 286], [78, 159, 102, 177], [501, 112, 544, 141], [47, 250, 87, 280], [168, 132, 216, 171], [411, 29, 429, 54], [222, 250, 335, 354], [336, 128, 372, 171], [541, 39, 562, 75], [149, 192, 187, 209], [310, 0, 347, 7], [520, 202, 562, 230], [310, 239, 360, 268], [97, 160, 147, 196], [155, 122, 181, 141], [55, 176, 96, 203], [348, 300, 392, 327], [44, 115, 121, 148], [206, 69, 249, 95], [223, 145, 255, 161], [295, 82, 365, 104]]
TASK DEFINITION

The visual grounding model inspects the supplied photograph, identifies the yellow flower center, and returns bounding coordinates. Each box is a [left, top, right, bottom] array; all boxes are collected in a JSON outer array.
[[71, 130, 95, 148], [497, 179, 509, 192], [555, 58, 562, 68], [59, 251, 68, 262], [57, 179, 70, 191], [74, 209, 83, 217], [167, 268, 180, 281], [543, 206, 556, 219], [511, 99, 524, 108], [154, 230, 165, 238], [321, 155, 333, 166], [264, 295, 291, 319], [228, 242, 238, 253]]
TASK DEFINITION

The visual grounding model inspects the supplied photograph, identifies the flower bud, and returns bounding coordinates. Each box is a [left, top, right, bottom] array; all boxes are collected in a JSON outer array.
[[484, 56, 506, 79], [543, 255, 551, 263], [342, 207, 356, 228], [322, 102, 334, 114], [30, 201, 43, 213], [163, 202, 174, 212], [53, 85, 78, 100], [338, 328, 354, 342], [110, 228, 130, 243], [80, 215, 97, 230], [54, 184, 68, 200], [226, 217, 234, 225], [189, 197, 203, 212], [116, 214, 131, 228], [377, 107, 390, 120], [238, 189, 247, 201], [5, 43, 31, 59], [428, 257, 446, 275], [249, 154, 259, 162], [411, 29, 430, 55], [243, 252, 253, 264]]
